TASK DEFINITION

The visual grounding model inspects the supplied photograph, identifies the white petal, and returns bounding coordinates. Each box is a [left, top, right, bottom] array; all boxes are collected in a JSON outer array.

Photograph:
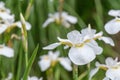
[[81, 27, 96, 37], [108, 10, 120, 17], [68, 45, 95, 65], [59, 57, 72, 71], [67, 30, 82, 44], [99, 37, 115, 46], [28, 76, 38, 80], [42, 18, 55, 28], [64, 45, 69, 49], [106, 68, 120, 80], [0, 12, 14, 21], [0, 24, 8, 34], [94, 31, 103, 38], [104, 19, 120, 34], [89, 68, 99, 80], [57, 37, 73, 45], [48, 51, 60, 60], [87, 40, 103, 55], [0, 45, 14, 58], [16, 21, 31, 30], [62, 20, 71, 28], [38, 59, 51, 72], [43, 43, 61, 50], [95, 62, 107, 68], [105, 57, 117, 66], [65, 15, 77, 24]]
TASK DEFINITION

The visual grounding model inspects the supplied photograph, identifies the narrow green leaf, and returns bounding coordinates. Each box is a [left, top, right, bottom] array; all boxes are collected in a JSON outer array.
[[22, 44, 39, 80]]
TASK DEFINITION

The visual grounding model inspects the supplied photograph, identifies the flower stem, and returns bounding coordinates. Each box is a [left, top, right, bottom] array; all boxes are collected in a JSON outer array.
[[87, 63, 90, 79], [73, 64, 78, 80], [46, 68, 54, 80]]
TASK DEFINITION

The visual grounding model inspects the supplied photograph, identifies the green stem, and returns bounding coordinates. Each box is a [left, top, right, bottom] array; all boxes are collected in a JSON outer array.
[[16, 44, 23, 80], [73, 64, 78, 80], [87, 63, 90, 79], [25, 51, 28, 67], [46, 68, 54, 80], [55, 66, 60, 80]]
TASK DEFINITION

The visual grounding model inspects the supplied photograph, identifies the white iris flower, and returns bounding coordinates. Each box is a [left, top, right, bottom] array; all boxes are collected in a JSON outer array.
[[38, 51, 72, 72], [42, 12, 77, 28], [0, 44, 14, 58], [89, 57, 120, 80], [43, 25, 114, 65], [105, 10, 120, 34]]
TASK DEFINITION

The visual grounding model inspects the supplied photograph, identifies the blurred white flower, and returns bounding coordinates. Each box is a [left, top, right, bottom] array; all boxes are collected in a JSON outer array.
[[0, 1, 15, 34], [89, 57, 120, 80], [43, 25, 114, 65], [105, 10, 120, 34], [28, 76, 43, 80], [38, 51, 72, 72], [4, 72, 13, 80], [0, 44, 14, 58], [42, 12, 77, 28]]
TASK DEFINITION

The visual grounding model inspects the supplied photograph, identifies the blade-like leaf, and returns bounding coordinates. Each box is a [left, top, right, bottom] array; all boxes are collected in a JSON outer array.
[[22, 44, 39, 80]]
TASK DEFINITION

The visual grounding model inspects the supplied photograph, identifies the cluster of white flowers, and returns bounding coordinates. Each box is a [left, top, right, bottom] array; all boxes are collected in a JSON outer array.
[[43, 25, 114, 65], [0, 1, 15, 34], [38, 51, 72, 71], [0, 1, 32, 58], [0, 1, 31, 35], [89, 57, 120, 80], [42, 12, 77, 28]]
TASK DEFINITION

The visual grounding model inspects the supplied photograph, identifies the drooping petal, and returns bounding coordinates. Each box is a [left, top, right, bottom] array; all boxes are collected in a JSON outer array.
[[0, 45, 14, 58], [67, 30, 82, 44], [106, 68, 120, 80], [104, 19, 120, 34], [99, 37, 115, 46], [68, 45, 95, 65], [42, 18, 55, 28], [65, 15, 77, 24], [16, 21, 31, 30], [43, 43, 61, 50], [87, 41, 103, 55], [89, 68, 99, 80], [108, 10, 120, 17], [38, 59, 51, 72], [62, 20, 71, 28], [59, 57, 72, 71]]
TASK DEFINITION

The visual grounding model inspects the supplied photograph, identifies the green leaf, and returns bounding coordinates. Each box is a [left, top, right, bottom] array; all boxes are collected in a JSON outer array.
[[22, 44, 39, 80]]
